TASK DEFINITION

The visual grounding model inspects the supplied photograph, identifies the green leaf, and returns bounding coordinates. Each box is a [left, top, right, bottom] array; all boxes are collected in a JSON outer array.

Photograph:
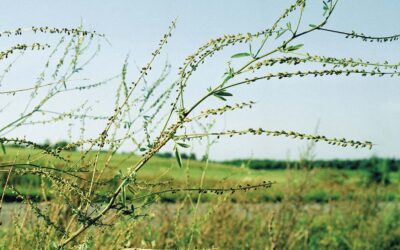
[[221, 74, 232, 87], [213, 89, 233, 101], [130, 204, 135, 215], [286, 44, 304, 52], [215, 90, 233, 97], [276, 29, 287, 39], [231, 52, 251, 58], [309, 24, 317, 28], [177, 143, 190, 148], [0, 141, 6, 155], [323, 1, 329, 9], [174, 146, 182, 168], [323, 1, 329, 15], [213, 94, 227, 101]]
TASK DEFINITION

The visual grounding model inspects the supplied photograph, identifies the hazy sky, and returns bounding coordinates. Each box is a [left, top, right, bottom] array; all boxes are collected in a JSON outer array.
[[1, 0, 399, 160]]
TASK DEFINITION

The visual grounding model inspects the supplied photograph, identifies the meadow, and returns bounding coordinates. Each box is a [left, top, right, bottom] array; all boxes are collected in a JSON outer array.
[[1, 146, 400, 249], [1, 146, 399, 203]]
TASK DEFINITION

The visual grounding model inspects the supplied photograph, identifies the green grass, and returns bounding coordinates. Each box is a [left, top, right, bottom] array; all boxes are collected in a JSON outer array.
[[1, 147, 399, 249], [1, 146, 399, 203]]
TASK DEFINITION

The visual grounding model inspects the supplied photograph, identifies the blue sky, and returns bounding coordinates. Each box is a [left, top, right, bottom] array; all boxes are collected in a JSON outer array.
[[1, 0, 399, 160]]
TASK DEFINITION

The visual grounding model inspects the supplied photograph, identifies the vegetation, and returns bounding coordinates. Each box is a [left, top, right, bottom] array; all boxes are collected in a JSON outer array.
[[1, 147, 399, 203], [0, 0, 399, 249], [223, 157, 400, 171], [1, 147, 399, 249]]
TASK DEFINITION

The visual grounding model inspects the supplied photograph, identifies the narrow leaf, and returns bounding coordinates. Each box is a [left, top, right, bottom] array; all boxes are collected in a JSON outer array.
[[213, 94, 227, 101], [0, 142, 5, 155], [175, 146, 182, 168], [215, 90, 233, 97], [286, 44, 304, 52], [231, 52, 251, 58], [276, 29, 287, 39], [177, 143, 190, 148], [213, 89, 233, 101], [221, 75, 232, 86]]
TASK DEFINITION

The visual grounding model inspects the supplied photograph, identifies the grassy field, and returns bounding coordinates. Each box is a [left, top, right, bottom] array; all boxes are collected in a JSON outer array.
[[1, 146, 399, 203], [1, 147, 400, 249]]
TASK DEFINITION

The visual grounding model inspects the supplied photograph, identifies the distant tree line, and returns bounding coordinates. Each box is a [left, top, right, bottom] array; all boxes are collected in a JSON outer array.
[[157, 151, 197, 160], [222, 157, 399, 172]]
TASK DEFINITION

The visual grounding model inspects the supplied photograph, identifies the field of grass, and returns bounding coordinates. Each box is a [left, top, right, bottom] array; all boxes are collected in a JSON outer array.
[[1, 146, 399, 203], [1, 147, 400, 249]]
